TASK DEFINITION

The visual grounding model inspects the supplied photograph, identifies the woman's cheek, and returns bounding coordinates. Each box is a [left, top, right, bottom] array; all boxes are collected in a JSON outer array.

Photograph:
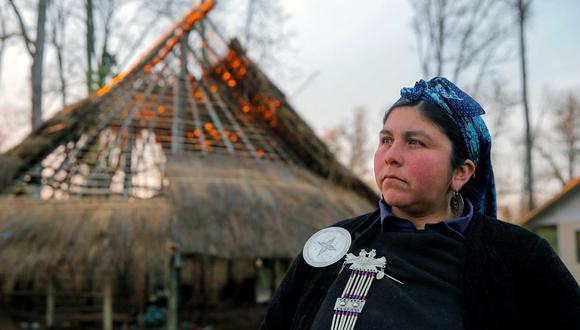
[[373, 149, 385, 177], [407, 154, 443, 188]]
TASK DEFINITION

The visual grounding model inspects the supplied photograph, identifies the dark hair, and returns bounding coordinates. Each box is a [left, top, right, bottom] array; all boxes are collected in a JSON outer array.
[[383, 98, 477, 201]]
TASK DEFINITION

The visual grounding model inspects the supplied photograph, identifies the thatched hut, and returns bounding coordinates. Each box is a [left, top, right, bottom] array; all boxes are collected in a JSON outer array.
[[0, 1, 375, 329]]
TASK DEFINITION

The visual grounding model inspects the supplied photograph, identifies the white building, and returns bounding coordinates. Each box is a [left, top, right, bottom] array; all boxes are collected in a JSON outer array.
[[518, 178, 580, 282]]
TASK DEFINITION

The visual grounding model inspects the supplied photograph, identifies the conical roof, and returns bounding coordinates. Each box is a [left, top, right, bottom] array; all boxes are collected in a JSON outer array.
[[0, 1, 375, 288]]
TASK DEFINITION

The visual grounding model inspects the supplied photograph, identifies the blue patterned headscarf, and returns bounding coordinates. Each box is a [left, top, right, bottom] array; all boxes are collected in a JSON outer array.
[[396, 77, 496, 218]]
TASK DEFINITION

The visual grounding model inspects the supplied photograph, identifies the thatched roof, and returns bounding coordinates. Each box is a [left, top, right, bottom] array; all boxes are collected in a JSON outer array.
[[167, 155, 372, 258], [0, 1, 377, 290], [0, 198, 173, 292], [0, 155, 372, 293]]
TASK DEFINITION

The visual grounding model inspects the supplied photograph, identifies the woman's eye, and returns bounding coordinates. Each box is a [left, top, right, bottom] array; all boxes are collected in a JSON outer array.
[[380, 137, 393, 145], [408, 139, 423, 146]]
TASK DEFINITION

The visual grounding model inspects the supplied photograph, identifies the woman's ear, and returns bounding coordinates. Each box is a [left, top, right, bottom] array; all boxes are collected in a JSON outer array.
[[452, 159, 476, 191]]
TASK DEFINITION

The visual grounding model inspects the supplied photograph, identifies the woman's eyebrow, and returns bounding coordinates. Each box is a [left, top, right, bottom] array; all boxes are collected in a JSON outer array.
[[379, 129, 432, 140], [379, 129, 391, 135], [403, 130, 433, 141]]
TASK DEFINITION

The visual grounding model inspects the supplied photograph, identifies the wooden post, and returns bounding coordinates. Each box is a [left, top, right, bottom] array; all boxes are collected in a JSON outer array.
[[46, 279, 55, 328], [269, 260, 276, 298], [103, 279, 113, 330], [171, 33, 188, 154], [167, 254, 179, 330]]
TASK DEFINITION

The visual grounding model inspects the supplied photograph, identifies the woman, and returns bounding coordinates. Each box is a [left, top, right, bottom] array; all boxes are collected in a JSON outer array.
[[261, 77, 580, 330]]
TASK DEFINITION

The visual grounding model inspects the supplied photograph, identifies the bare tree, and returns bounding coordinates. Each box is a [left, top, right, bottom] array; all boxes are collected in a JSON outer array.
[[84, 0, 126, 92], [8, 0, 50, 130], [535, 92, 580, 187], [322, 108, 371, 180], [514, 0, 535, 210], [85, 0, 95, 93], [558, 94, 580, 182], [322, 125, 347, 161], [94, 0, 120, 89], [49, 0, 71, 106], [139, 0, 293, 71], [347, 107, 371, 179], [411, 0, 512, 92], [0, 2, 20, 81], [483, 78, 518, 140], [242, 0, 292, 70]]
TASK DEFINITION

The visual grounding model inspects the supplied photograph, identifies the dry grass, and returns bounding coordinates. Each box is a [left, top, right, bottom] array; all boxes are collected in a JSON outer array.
[[0, 197, 173, 293], [166, 155, 374, 259], [0, 155, 375, 293]]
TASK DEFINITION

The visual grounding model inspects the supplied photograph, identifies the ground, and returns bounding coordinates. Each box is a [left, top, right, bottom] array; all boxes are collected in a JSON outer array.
[[0, 309, 20, 330], [0, 304, 268, 330]]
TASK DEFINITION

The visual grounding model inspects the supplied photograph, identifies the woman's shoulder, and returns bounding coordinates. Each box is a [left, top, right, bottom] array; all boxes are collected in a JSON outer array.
[[330, 209, 380, 231], [475, 213, 539, 240], [470, 213, 547, 255]]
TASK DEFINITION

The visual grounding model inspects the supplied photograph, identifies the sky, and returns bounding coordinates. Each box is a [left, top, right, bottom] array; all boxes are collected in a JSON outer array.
[[1, 0, 579, 215], [276, 0, 580, 133]]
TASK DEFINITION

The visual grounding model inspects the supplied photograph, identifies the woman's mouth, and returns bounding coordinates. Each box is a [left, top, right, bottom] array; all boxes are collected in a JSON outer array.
[[383, 175, 406, 183]]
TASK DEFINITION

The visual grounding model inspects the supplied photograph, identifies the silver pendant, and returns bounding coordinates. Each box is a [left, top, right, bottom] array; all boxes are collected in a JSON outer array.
[[331, 249, 402, 330], [303, 227, 351, 268]]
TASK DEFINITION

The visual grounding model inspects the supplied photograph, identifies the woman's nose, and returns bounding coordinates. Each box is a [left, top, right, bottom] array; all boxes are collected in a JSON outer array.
[[384, 142, 403, 166]]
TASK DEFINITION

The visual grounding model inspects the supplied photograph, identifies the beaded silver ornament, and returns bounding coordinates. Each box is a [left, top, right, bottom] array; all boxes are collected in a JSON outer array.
[[331, 249, 402, 330]]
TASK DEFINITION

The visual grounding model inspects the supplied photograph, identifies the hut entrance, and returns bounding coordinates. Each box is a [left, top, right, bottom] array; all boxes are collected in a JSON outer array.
[[3, 270, 134, 329]]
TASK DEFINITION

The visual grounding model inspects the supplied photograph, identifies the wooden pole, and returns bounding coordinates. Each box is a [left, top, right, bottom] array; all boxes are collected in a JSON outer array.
[[167, 254, 179, 330], [45, 279, 55, 328], [171, 33, 188, 154], [103, 279, 113, 330], [269, 260, 276, 299]]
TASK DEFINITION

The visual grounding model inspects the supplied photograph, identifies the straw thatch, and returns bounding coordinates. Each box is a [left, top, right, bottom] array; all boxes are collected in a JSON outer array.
[[0, 153, 373, 294], [0, 197, 173, 293], [167, 155, 373, 259]]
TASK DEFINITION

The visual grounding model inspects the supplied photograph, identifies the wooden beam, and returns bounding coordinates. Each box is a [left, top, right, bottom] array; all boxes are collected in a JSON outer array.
[[103, 279, 113, 330], [46, 279, 55, 328], [167, 253, 180, 330], [171, 37, 188, 154]]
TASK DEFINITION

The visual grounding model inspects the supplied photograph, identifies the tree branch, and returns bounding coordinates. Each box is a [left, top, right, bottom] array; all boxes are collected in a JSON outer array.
[[8, 0, 35, 56], [0, 31, 20, 41], [535, 144, 567, 187]]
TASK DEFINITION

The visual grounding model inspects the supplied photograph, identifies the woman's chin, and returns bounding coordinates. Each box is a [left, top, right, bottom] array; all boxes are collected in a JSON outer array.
[[381, 192, 411, 208]]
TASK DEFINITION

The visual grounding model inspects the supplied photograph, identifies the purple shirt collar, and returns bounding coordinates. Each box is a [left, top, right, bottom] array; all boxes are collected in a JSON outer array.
[[378, 199, 473, 239]]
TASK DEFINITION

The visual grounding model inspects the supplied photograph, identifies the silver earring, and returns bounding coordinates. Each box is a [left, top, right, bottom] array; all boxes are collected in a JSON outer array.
[[450, 190, 464, 217]]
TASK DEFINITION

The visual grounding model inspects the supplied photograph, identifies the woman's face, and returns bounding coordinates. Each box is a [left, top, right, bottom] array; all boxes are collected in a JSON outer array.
[[374, 106, 455, 217]]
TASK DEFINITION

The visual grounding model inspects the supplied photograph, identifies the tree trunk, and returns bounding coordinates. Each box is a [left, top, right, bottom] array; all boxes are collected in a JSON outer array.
[[86, 0, 95, 94], [244, 0, 256, 47], [51, 10, 67, 107], [436, 0, 446, 76], [517, 0, 535, 210], [56, 43, 67, 106], [31, 0, 48, 130], [566, 95, 577, 181], [0, 6, 7, 80]]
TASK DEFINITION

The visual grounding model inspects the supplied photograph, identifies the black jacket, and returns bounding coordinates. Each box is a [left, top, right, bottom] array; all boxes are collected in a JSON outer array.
[[261, 210, 580, 330]]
